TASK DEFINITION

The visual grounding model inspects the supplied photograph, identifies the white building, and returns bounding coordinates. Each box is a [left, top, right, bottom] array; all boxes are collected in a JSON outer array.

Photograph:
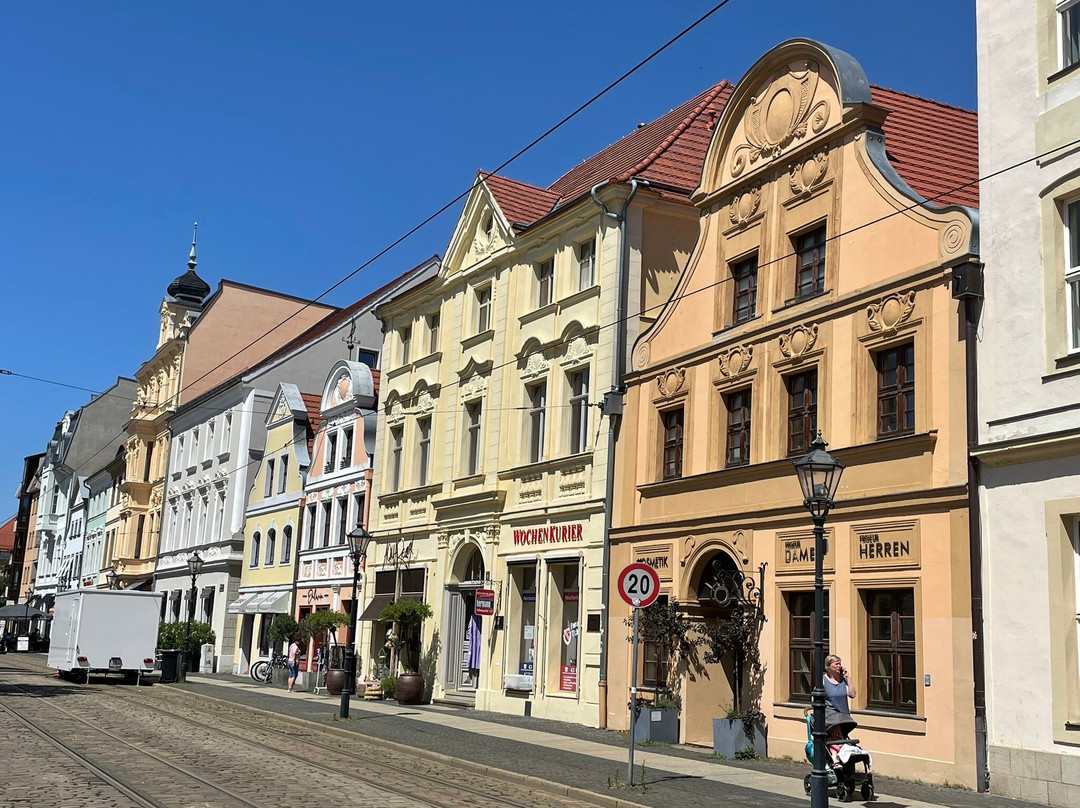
[[976, 0, 1080, 803]]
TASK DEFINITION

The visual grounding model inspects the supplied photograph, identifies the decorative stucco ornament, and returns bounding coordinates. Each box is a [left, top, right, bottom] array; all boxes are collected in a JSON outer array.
[[788, 149, 830, 195], [332, 374, 352, 407], [866, 291, 916, 334], [680, 535, 697, 568], [728, 187, 761, 227], [656, 368, 686, 398], [632, 341, 651, 371], [461, 374, 488, 401], [730, 61, 830, 178], [717, 345, 754, 378], [387, 400, 406, 426], [940, 221, 966, 256], [564, 336, 592, 365], [522, 352, 550, 381], [779, 324, 819, 359], [416, 390, 435, 414]]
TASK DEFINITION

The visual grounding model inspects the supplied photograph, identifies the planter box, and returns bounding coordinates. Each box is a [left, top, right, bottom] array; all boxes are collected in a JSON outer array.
[[713, 717, 767, 758], [634, 707, 680, 744]]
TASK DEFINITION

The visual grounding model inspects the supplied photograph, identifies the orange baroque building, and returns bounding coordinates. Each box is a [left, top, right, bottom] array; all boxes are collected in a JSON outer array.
[[608, 39, 982, 785]]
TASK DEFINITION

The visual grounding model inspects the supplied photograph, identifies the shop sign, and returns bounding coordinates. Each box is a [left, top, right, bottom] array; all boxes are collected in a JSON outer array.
[[563, 590, 579, 603], [519, 661, 534, 675], [475, 588, 495, 616], [851, 520, 920, 570], [633, 545, 673, 582], [560, 664, 577, 691], [512, 522, 584, 547], [776, 528, 834, 574]]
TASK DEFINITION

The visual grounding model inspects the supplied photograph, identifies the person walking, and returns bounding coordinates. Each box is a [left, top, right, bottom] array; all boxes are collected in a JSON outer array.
[[287, 636, 301, 693]]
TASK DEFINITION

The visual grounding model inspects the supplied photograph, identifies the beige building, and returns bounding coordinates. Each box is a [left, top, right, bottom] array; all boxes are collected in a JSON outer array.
[[609, 40, 983, 786], [371, 87, 729, 723]]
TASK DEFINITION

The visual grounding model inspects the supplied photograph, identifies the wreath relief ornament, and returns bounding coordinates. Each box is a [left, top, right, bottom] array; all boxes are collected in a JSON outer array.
[[778, 324, 819, 359], [656, 367, 686, 398], [717, 345, 753, 378], [866, 291, 916, 334]]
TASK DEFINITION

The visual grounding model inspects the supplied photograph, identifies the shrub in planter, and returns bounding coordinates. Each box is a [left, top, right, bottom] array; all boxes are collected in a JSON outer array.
[[696, 609, 767, 758], [300, 610, 351, 694], [625, 600, 695, 743], [157, 621, 215, 670], [379, 600, 433, 704]]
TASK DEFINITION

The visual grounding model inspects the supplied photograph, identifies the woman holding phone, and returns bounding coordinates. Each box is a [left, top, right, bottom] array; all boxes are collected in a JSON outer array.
[[823, 654, 855, 714]]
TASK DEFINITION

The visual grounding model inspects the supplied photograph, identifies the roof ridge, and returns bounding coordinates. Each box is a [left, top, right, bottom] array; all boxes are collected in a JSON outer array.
[[479, 171, 552, 195], [870, 84, 975, 116], [613, 81, 732, 184]]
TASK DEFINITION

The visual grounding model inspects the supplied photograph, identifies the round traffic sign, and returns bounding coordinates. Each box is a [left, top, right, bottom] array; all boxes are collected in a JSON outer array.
[[617, 563, 661, 608]]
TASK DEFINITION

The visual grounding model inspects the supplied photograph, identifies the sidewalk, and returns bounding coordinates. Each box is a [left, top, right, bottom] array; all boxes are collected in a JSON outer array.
[[175, 672, 1036, 808]]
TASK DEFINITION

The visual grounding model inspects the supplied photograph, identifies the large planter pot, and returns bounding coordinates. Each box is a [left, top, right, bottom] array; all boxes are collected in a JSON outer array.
[[713, 717, 767, 759], [634, 707, 680, 744], [325, 668, 347, 696], [395, 672, 425, 704]]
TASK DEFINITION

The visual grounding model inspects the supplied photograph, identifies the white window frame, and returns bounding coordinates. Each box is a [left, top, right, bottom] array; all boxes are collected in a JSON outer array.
[[340, 426, 353, 470], [427, 312, 440, 354], [465, 401, 483, 476], [401, 325, 412, 364], [265, 528, 276, 566], [577, 239, 596, 290], [250, 531, 261, 568], [281, 525, 293, 565], [528, 382, 547, 463], [537, 258, 554, 307], [1066, 198, 1080, 353], [476, 286, 492, 334], [391, 427, 404, 493], [264, 458, 275, 498], [417, 417, 431, 487], [1060, 0, 1080, 70], [569, 369, 590, 455], [278, 453, 289, 494]]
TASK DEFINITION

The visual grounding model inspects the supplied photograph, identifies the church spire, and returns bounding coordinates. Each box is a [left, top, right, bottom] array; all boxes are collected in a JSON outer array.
[[167, 222, 211, 306], [188, 221, 198, 271]]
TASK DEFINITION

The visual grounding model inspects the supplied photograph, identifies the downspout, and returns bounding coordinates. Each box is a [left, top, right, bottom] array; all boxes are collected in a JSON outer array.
[[952, 259, 988, 791], [590, 177, 644, 729]]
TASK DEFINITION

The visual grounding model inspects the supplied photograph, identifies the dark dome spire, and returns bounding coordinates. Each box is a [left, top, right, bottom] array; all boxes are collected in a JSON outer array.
[[167, 222, 211, 305]]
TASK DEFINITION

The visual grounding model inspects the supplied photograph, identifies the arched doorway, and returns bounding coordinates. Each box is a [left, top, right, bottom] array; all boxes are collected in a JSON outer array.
[[443, 545, 485, 700]]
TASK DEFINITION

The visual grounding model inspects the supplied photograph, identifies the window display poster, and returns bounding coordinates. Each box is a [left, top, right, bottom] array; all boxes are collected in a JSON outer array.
[[560, 664, 577, 691]]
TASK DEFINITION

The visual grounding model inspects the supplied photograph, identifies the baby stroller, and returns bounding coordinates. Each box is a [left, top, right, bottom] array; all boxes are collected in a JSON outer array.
[[802, 711, 875, 802]]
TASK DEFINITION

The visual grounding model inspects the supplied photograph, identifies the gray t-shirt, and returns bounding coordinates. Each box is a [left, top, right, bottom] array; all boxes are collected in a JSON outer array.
[[823, 676, 850, 713]]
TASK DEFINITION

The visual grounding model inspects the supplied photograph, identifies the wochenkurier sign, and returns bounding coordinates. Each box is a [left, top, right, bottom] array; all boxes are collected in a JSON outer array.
[[512, 522, 584, 546]]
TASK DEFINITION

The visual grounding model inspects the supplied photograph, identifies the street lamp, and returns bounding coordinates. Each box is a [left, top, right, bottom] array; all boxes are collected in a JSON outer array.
[[182, 550, 204, 680], [105, 568, 119, 590], [793, 432, 844, 808], [340, 524, 373, 719]]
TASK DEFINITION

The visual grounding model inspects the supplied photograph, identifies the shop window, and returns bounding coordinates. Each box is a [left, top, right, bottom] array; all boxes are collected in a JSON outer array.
[[527, 382, 547, 463], [427, 311, 440, 354], [724, 388, 751, 468], [786, 369, 818, 456], [662, 408, 684, 480], [795, 227, 826, 300], [1065, 198, 1080, 353], [876, 343, 915, 437], [732, 254, 758, 325], [465, 402, 483, 476], [577, 239, 595, 290], [537, 257, 554, 307], [865, 589, 917, 713], [250, 531, 261, 568], [506, 564, 537, 689], [787, 591, 830, 702], [547, 562, 580, 693]]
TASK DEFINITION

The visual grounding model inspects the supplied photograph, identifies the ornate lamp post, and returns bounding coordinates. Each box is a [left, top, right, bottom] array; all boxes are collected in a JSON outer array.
[[340, 525, 373, 719], [182, 550, 204, 680], [105, 568, 119, 590], [793, 433, 844, 808]]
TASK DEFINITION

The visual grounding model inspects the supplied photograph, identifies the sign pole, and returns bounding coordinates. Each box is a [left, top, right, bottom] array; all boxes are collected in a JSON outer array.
[[628, 605, 639, 787]]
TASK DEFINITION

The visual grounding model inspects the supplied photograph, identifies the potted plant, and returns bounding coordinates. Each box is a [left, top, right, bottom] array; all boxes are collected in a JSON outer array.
[[697, 609, 767, 758], [300, 610, 351, 695], [157, 621, 216, 674], [378, 600, 433, 704], [626, 599, 695, 744]]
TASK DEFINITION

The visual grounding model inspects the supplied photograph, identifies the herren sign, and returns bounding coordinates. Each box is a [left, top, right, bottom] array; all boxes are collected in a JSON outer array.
[[851, 520, 920, 570]]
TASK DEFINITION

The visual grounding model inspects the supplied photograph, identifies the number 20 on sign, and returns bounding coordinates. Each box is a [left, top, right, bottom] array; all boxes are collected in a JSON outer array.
[[617, 563, 660, 608]]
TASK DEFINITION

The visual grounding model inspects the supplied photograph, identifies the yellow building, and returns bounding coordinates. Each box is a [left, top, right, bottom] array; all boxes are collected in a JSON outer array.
[[231, 383, 318, 673], [609, 39, 982, 786]]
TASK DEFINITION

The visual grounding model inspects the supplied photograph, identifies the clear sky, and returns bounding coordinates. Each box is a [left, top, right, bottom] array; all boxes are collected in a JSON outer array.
[[0, 1, 976, 509]]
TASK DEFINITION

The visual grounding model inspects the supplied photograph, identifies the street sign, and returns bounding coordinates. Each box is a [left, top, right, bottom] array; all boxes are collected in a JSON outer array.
[[617, 563, 660, 609], [475, 588, 495, 616]]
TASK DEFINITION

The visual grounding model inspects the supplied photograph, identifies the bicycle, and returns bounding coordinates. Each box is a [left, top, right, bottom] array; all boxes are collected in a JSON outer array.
[[249, 652, 288, 683]]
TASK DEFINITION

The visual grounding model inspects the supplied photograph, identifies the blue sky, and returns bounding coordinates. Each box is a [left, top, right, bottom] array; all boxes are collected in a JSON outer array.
[[0, 1, 976, 509]]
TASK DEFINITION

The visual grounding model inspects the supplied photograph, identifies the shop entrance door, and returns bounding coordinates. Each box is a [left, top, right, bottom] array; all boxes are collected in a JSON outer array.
[[443, 587, 480, 697]]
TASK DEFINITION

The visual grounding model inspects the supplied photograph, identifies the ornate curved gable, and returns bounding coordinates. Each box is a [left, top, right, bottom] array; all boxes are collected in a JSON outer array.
[[320, 359, 377, 415]]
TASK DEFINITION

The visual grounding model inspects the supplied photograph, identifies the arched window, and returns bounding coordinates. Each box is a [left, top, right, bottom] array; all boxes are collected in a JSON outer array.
[[265, 529, 276, 566], [250, 532, 261, 568], [281, 525, 293, 565]]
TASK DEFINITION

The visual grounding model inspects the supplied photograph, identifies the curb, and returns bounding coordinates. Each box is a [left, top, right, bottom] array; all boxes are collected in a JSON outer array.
[[163, 682, 646, 808]]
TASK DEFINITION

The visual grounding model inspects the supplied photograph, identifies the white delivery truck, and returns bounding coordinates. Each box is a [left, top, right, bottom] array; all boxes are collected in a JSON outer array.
[[48, 589, 163, 682]]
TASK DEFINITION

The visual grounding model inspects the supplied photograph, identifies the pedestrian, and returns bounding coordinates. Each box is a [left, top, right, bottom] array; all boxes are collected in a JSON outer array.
[[823, 654, 856, 714], [287, 636, 301, 693]]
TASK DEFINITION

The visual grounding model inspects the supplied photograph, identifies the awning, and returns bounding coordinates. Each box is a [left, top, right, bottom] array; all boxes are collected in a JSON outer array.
[[359, 593, 420, 621], [253, 591, 291, 614], [226, 593, 259, 614]]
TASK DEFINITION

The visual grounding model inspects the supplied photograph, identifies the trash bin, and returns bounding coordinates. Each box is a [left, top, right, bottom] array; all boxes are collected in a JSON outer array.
[[158, 649, 185, 684]]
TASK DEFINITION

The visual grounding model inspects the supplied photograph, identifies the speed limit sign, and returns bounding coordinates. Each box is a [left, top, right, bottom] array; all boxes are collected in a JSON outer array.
[[617, 563, 661, 608]]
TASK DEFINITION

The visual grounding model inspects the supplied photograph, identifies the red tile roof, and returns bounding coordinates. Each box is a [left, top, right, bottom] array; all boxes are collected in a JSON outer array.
[[0, 514, 16, 553], [871, 86, 979, 209], [301, 392, 322, 455], [483, 79, 977, 230]]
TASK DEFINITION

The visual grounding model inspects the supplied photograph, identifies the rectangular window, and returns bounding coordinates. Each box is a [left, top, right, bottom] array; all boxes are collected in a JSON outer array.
[[787, 370, 818, 456], [507, 564, 537, 689], [305, 504, 316, 550], [476, 287, 492, 333], [325, 432, 337, 473], [724, 388, 752, 468], [278, 454, 289, 493], [353, 494, 365, 535], [340, 427, 353, 470], [264, 458, 275, 497], [321, 501, 332, 548], [391, 427, 404, 492], [732, 254, 758, 324], [465, 402, 483, 476], [1066, 199, 1080, 353], [568, 370, 590, 455], [528, 383, 547, 463], [537, 258, 554, 307], [1062, 0, 1080, 69], [577, 239, 595, 290], [221, 412, 232, 454], [787, 591, 830, 702], [662, 408, 684, 480], [417, 418, 431, 487], [876, 343, 915, 437], [356, 349, 378, 368], [143, 440, 155, 482], [337, 497, 348, 545], [549, 562, 580, 693], [866, 589, 917, 713], [400, 325, 412, 364], [427, 312, 440, 354], [795, 228, 826, 299]]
